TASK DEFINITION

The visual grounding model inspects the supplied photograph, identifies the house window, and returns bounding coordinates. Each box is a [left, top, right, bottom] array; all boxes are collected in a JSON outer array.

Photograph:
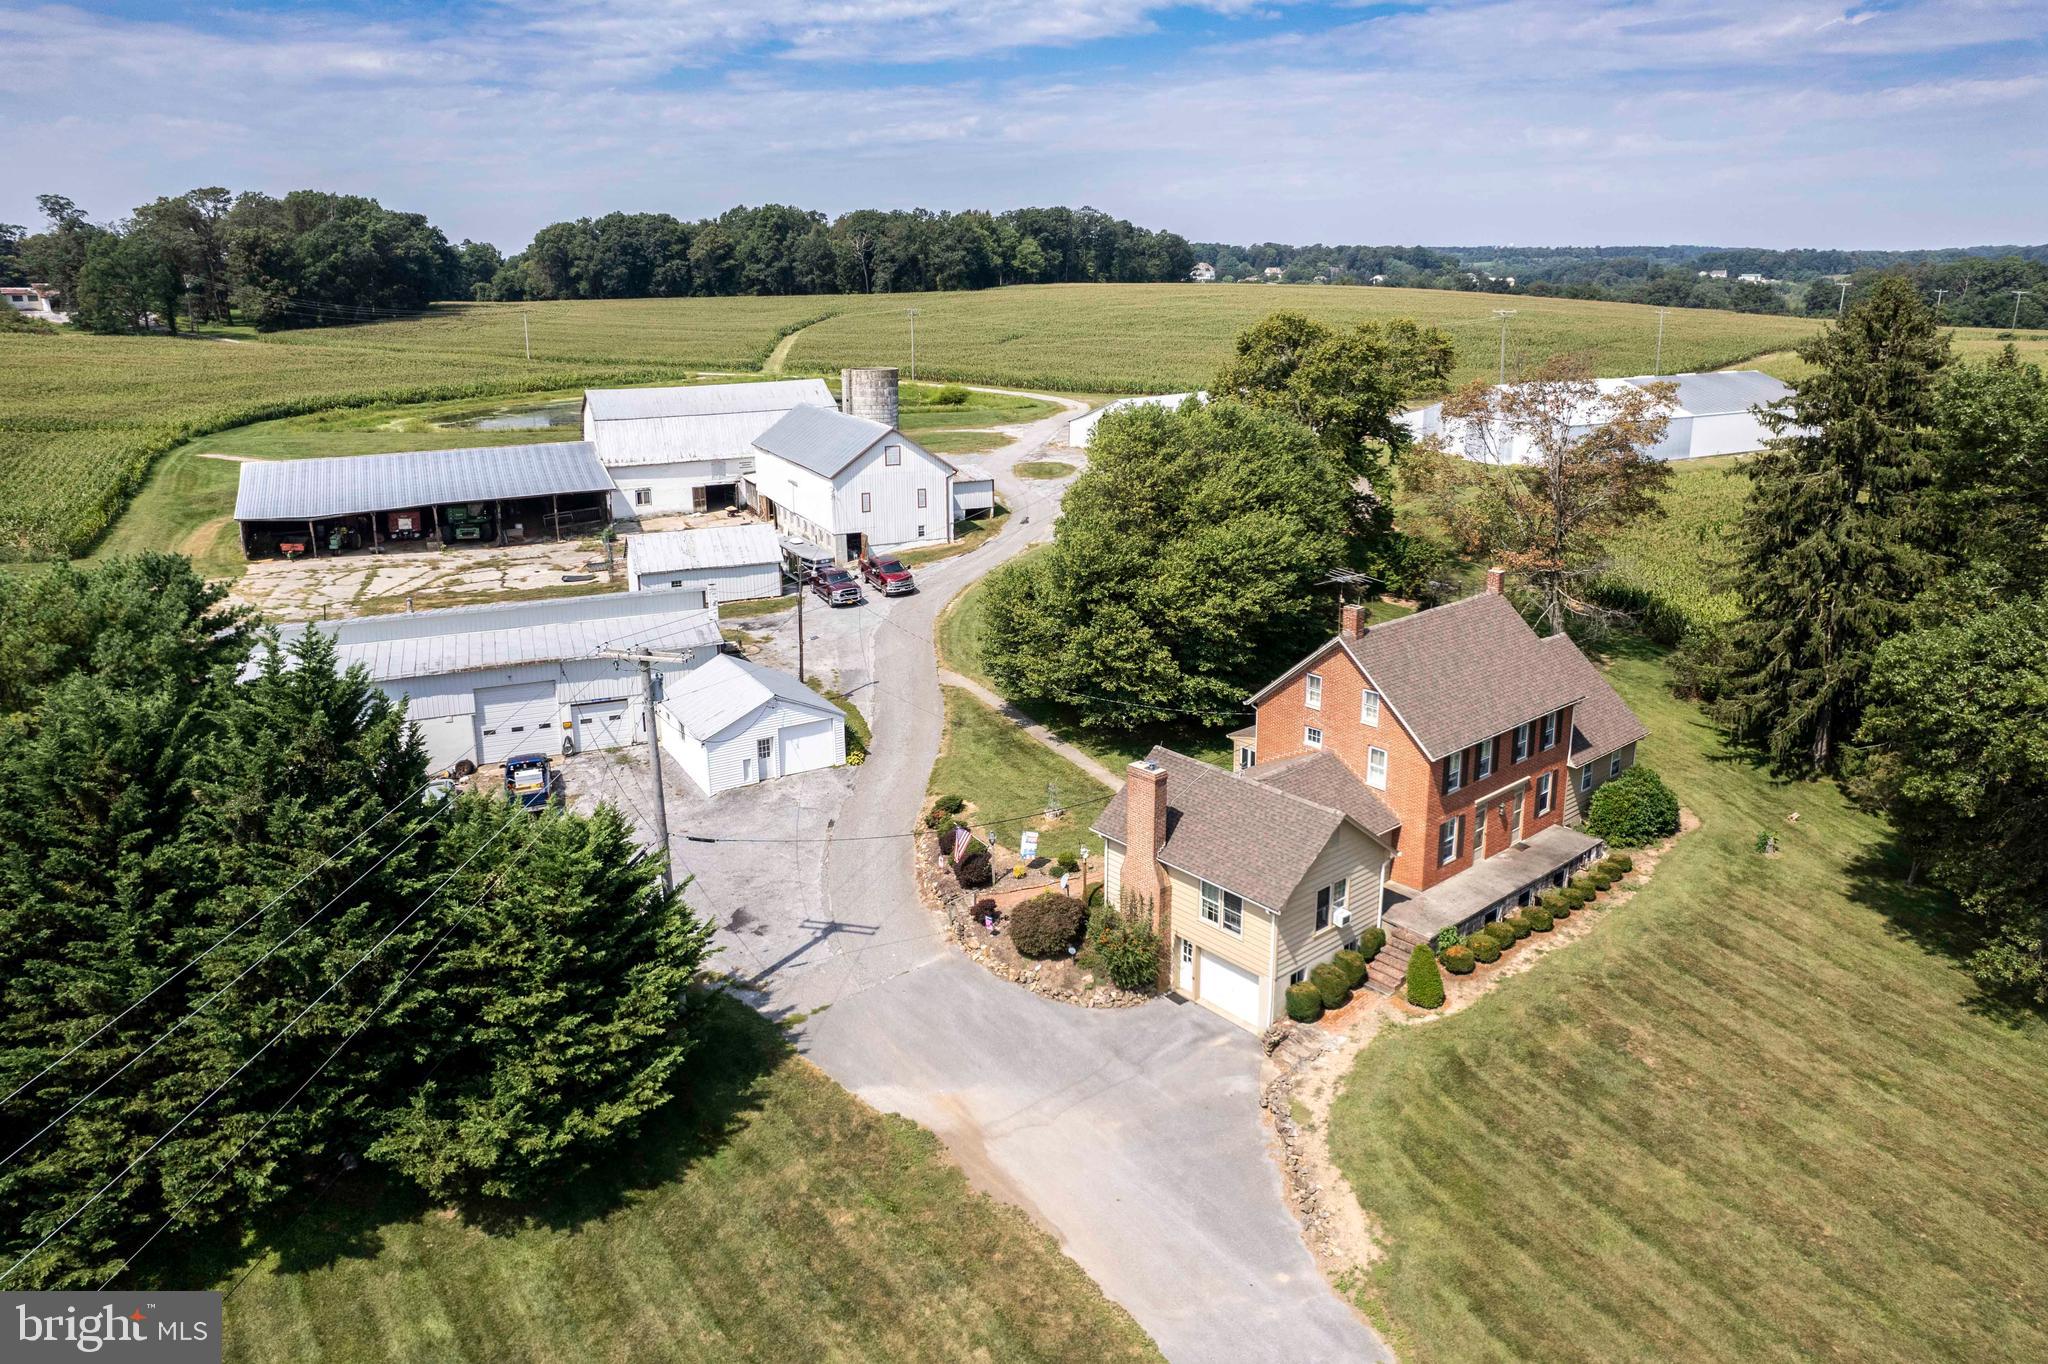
[[1366, 746, 1388, 789], [1313, 878, 1346, 930], [1445, 750, 1464, 792], [1200, 881, 1244, 935], [1609, 754, 1624, 779], [1237, 746, 1254, 770], [916, 525, 925, 537], [916, 487, 928, 508], [1475, 737, 1494, 781], [1304, 673, 1322, 709], [1580, 765, 1594, 793], [1541, 711, 1559, 749], [1360, 689, 1380, 725], [885, 444, 902, 466], [1289, 968, 1306, 986], [1536, 771, 1554, 816], [1303, 725, 1323, 749], [1437, 817, 1461, 866], [861, 492, 872, 513], [633, 488, 652, 506], [1513, 722, 1530, 762]]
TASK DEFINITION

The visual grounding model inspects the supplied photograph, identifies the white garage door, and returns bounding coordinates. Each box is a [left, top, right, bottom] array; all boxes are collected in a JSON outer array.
[[572, 698, 637, 752], [778, 716, 838, 773], [475, 680, 557, 765], [1199, 950, 1262, 1027]]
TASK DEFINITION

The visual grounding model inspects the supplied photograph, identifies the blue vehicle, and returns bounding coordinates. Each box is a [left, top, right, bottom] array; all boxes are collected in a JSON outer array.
[[503, 753, 554, 811]]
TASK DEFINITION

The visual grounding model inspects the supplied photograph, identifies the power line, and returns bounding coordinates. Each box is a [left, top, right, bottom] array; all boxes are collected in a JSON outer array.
[[3, 780, 441, 1110], [0, 798, 448, 1174], [0, 811, 529, 1289]]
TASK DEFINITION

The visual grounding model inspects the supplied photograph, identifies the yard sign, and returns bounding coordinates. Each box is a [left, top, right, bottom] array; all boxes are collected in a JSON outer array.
[[1019, 830, 1040, 859]]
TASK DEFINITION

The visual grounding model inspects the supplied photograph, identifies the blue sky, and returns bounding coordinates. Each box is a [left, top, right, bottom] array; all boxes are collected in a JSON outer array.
[[2, 1, 2042, 252]]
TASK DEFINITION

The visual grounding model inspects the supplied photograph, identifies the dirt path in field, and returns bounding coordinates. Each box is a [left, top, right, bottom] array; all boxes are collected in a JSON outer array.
[[179, 516, 232, 558], [764, 315, 837, 374]]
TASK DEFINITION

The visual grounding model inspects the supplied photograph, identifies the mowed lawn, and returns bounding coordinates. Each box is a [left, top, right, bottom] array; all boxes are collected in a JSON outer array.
[[220, 995, 1160, 1364], [928, 686, 1110, 863], [1328, 644, 2048, 1364], [787, 284, 1820, 393]]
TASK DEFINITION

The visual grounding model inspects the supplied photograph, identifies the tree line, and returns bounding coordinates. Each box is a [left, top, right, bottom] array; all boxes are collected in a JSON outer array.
[[0, 556, 713, 1288]]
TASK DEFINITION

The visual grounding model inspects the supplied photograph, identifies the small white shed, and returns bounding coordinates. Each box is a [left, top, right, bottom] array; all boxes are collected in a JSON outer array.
[[655, 653, 847, 795], [625, 524, 783, 602], [951, 464, 995, 520]]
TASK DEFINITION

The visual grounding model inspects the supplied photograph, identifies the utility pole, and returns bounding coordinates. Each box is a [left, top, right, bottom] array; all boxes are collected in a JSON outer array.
[[597, 648, 687, 892], [905, 307, 919, 381], [1653, 308, 1668, 376], [1492, 308, 1517, 384], [789, 478, 805, 684], [1836, 282, 1850, 316], [1932, 287, 1948, 317], [2014, 290, 2032, 329], [522, 311, 531, 361]]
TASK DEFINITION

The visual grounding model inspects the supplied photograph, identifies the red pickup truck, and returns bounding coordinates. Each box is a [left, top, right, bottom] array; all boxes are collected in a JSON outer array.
[[859, 553, 917, 596]]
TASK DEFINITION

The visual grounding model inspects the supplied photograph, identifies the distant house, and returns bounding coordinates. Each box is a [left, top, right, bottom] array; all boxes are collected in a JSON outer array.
[[1697, 269, 1729, 279], [1369, 274, 1388, 285], [1262, 266, 1284, 281], [1190, 262, 1217, 283], [1097, 576, 1639, 1031], [625, 524, 783, 603], [2, 283, 66, 323], [748, 368, 958, 561], [1736, 272, 1774, 284], [656, 653, 847, 794], [1400, 369, 1793, 464], [1066, 392, 1205, 449], [583, 378, 835, 518]]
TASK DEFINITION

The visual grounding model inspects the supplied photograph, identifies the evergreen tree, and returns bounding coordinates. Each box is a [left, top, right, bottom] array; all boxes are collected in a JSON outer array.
[[369, 803, 714, 1202], [1715, 276, 1949, 774]]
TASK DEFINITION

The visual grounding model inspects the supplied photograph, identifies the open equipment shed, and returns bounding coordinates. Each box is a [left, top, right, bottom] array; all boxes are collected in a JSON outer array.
[[233, 441, 617, 559]]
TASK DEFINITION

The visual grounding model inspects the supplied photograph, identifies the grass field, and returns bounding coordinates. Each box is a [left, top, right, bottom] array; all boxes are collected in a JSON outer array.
[[1599, 455, 1748, 633], [928, 687, 1111, 863], [218, 992, 1160, 1363], [1327, 643, 2048, 1364], [1016, 460, 1076, 479]]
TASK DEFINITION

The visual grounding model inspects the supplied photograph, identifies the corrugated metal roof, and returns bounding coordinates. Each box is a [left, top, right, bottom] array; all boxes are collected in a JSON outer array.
[[752, 404, 892, 478], [627, 524, 781, 576], [952, 464, 994, 484], [584, 379, 832, 422], [277, 587, 719, 683], [660, 653, 840, 741], [1652, 370, 1791, 416], [234, 442, 613, 522]]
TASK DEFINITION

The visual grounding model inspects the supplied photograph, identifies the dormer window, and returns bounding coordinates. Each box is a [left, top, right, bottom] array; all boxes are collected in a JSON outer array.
[[1304, 673, 1322, 710]]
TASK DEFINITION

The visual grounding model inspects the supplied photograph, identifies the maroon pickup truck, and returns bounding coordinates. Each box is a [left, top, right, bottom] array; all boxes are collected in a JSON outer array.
[[810, 566, 862, 606], [859, 553, 917, 596]]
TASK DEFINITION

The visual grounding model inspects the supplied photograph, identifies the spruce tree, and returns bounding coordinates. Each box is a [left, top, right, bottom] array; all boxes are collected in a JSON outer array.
[[1717, 276, 1949, 775]]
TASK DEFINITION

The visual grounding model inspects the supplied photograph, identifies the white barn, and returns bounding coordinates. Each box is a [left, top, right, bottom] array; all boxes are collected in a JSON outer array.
[[583, 379, 834, 518], [655, 653, 847, 794], [278, 589, 721, 773], [749, 404, 957, 561], [1067, 393, 1204, 448], [1401, 370, 1792, 464], [625, 524, 783, 602]]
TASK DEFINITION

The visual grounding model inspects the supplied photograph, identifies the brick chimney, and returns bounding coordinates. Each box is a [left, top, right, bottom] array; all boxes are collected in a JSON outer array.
[[1123, 759, 1173, 980], [1485, 566, 1506, 595], [1340, 602, 1366, 639]]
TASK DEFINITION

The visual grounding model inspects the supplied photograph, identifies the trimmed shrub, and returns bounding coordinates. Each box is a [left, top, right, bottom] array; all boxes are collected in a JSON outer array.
[[1333, 949, 1368, 990], [1434, 926, 1463, 953], [1084, 905, 1162, 990], [930, 384, 971, 407], [1479, 925, 1514, 953], [955, 850, 993, 889], [1011, 892, 1085, 958], [1311, 962, 1352, 1011], [1586, 765, 1680, 848], [1548, 895, 1573, 921], [973, 897, 997, 915], [1358, 927, 1386, 961], [1504, 914, 1533, 940], [1469, 933, 1501, 964], [1285, 982, 1325, 1023], [1441, 944, 1476, 975], [1405, 949, 1445, 1009], [1538, 891, 1565, 914], [1561, 885, 1590, 909], [1526, 906, 1555, 933], [933, 793, 966, 815], [1606, 852, 1635, 874], [1055, 854, 1080, 876], [1588, 870, 1614, 892]]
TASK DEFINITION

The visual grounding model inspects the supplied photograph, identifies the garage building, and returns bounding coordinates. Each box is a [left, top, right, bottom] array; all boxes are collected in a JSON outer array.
[[655, 653, 848, 794], [951, 464, 996, 521], [583, 379, 835, 518], [234, 442, 615, 559], [625, 524, 784, 602], [282, 588, 721, 773]]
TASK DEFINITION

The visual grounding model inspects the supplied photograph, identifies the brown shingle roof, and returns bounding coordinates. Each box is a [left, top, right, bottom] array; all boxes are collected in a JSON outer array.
[[1090, 747, 1389, 909], [1246, 751, 1402, 840], [1251, 592, 1587, 759], [1540, 634, 1649, 763]]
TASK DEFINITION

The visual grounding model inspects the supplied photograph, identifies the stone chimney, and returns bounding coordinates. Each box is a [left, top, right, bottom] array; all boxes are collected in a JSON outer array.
[[1123, 759, 1173, 978], [1339, 602, 1366, 640], [840, 367, 899, 427], [1485, 566, 1506, 595]]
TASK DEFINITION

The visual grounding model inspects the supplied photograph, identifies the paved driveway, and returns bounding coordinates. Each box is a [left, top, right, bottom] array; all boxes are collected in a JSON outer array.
[[613, 394, 1390, 1364]]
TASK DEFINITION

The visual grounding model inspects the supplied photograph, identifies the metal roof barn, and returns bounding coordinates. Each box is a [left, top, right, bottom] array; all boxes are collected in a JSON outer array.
[[234, 442, 614, 522], [582, 379, 834, 468], [625, 524, 781, 578], [752, 404, 898, 478]]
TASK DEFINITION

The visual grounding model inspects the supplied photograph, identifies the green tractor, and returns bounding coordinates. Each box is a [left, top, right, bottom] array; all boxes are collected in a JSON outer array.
[[443, 503, 493, 543]]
